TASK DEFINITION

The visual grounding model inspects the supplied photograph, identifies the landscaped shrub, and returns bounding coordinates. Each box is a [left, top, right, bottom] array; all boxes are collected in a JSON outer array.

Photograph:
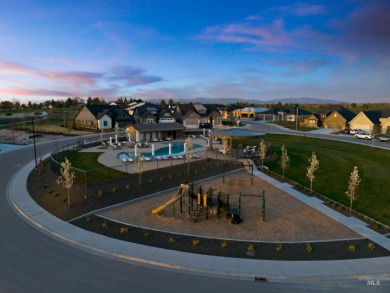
[[367, 242, 376, 250], [220, 240, 228, 249], [306, 243, 313, 253], [347, 245, 355, 252], [192, 239, 200, 247], [276, 243, 283, 252], [101, 222, 108, 230], [97, 190, 103, 197], [119, 227, 128, 234], [169, 237, 176, 243]]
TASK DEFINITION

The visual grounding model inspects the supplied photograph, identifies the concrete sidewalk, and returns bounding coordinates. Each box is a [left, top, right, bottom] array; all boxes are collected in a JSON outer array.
[[7, 158, 390, 283]]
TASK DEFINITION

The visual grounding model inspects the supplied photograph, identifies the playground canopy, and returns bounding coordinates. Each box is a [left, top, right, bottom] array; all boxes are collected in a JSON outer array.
[[209, 128, 265, 158]]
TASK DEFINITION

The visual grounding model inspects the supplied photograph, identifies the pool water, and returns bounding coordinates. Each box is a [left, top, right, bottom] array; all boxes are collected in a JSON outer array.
[[116, 142, 203, 159]]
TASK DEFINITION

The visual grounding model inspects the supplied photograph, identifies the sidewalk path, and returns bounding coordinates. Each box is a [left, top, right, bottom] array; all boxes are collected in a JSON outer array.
[[7, 157, 390, 283]]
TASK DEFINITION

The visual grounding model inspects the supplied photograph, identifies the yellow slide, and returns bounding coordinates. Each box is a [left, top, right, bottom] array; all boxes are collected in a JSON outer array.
[[151, 184, 188, 215]]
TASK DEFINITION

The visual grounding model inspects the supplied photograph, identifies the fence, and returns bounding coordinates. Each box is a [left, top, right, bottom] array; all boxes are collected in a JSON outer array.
[[50, 139, 243, 191]]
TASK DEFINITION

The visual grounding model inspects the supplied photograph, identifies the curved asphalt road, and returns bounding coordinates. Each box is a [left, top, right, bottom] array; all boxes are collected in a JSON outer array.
[[0, 134, 386, 292]]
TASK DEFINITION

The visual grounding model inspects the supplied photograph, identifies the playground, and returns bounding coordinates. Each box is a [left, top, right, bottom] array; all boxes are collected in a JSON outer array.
[[99, 170, 360, 242]]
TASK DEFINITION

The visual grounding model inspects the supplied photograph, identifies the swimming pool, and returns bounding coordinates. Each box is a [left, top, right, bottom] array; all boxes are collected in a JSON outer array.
[[116, 141, 203, 160]]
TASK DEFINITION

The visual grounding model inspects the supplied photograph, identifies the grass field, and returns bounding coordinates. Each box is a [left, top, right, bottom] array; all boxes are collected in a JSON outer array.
[[270, 121, 317, 132], [63, 152, 125, 184], [63, 136, 389, 225], [236, 134, 390, 225]]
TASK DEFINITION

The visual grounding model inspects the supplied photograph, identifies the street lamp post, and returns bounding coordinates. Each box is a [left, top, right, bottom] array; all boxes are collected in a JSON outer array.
[[31, 117, 38, 168]]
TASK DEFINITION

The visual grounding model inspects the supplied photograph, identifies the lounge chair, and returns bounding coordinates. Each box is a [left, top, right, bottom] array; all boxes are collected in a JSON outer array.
[[127, 157, 134, 162], [145, 157, 151, 161], [121, 158, 127, 163], [177, 155, 184, 159]]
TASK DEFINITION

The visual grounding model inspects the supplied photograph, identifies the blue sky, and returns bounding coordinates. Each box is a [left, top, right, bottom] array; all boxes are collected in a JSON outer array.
[[0, 0, 389, 103]]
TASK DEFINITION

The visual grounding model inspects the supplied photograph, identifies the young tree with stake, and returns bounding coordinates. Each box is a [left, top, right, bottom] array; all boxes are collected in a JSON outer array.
[[56, 157, 75, 207], [259, 138, 267, 168], [185, 136, 193, 174], [134, 154, 146, 186], [306, 152, 319, 192], [346, 166, 361, 213], [279, 144, 290, 178]]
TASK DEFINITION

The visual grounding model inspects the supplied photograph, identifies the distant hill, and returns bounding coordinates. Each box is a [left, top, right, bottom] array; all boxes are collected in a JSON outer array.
[[166, 97, 347, 105]]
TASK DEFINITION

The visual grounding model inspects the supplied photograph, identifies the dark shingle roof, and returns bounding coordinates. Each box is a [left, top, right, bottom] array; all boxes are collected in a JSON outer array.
[[86, 104, 122, 118], [363, 110, 390, 124]]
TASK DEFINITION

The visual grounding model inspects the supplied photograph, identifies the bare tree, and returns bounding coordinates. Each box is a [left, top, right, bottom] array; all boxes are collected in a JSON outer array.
[[345, 166, 361, 213], [134, 154, 146, 186], [259, 138, 267, 168], [185, 136, 193, 174], [56, 157, 75, 207], [278, 144, 290, 178], [306, 152, 319, 192]]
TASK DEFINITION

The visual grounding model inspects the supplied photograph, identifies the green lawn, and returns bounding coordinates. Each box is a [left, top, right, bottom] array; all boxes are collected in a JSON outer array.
[[270, 121, 316, 132], [62, 152, 125, 184], [236, 134, 390, 225]]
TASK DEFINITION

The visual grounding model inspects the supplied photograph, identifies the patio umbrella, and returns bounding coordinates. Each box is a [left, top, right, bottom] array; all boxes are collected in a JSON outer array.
[[115, 135, 118, 144], [152, 144, 155, 157], [109, 136, 112, 146], [134, 144, 138, 157], [169, 143, 172, 156]]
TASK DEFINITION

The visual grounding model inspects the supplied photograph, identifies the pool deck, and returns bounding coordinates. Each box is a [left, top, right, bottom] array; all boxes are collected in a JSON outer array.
[[79, 137, 216, 173]]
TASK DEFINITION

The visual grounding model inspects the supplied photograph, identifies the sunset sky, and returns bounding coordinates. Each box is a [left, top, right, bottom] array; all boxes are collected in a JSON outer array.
[[1, 0, 389, 103]]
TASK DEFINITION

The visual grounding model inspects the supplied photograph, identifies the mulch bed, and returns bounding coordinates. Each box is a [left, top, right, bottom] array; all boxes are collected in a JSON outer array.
[[71, 215, 389, 261], [28, 158, 239, 221], [28, 157, 390, 261]]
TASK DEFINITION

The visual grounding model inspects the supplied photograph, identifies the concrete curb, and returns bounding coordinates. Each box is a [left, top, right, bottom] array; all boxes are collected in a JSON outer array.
[[6, 158, 390, 284]]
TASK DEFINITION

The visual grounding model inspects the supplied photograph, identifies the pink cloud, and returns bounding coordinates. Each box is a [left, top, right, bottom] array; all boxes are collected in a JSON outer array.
[[197, 19, 291, 50]]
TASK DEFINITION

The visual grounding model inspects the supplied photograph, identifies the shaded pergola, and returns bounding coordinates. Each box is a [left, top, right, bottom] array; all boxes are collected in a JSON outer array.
[[209, 128, 265, 158]]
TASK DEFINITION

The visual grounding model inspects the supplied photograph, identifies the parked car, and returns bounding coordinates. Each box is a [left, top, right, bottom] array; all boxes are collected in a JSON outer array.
[[349, 129, 363, 135], [342, 128, 350, 134], [355, 132, 373, 140], [377, 135, 390, 142]]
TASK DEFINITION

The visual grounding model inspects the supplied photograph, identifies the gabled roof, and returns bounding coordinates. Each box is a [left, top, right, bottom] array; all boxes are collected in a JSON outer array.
[[134, 103, 159, 118], [84, 104, 122, 118], [176, 103, 199, 116], [202, 104, 222, 116], [316, 105, 355, 121], [357, 110, 390, 124]]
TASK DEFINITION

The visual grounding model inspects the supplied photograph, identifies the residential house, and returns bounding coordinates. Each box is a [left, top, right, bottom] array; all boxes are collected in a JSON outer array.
[[132, 103, 159, 124], [158, 108, 176, 123], [174, 102, 222, 129], [381, 117, 390, 134], [303, 114, 321, 128], [75, 104, 133, 130], [216, 104, 241, 120], [174, 103, 201, 129], [237, 107, 268, 120], [200, 104, 223, 128], [259, 107, 312, 122], [349, 110, 390, 134], [316, 105, 355, 129]]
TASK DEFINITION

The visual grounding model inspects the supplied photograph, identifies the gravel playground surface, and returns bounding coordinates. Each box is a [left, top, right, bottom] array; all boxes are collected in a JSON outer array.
[[99, 171, 361, 242]]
